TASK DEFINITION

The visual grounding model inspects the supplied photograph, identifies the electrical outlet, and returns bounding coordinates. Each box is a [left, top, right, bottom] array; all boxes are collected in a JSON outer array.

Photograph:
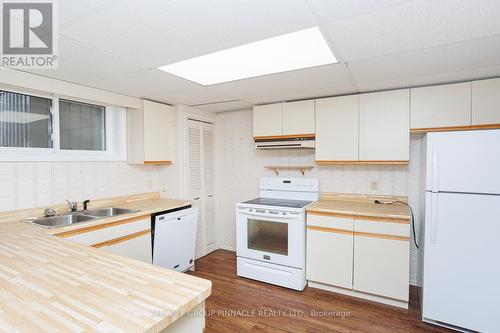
[[369, 180, 378, 191]]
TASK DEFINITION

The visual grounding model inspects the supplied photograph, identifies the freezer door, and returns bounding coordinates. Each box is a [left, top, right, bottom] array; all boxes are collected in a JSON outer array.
[[423, 192, 500, 332], [426, 130, 500, 194]]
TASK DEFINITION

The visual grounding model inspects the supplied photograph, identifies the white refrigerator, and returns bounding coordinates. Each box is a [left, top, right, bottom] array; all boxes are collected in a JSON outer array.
[[422, 130, 500, 332]]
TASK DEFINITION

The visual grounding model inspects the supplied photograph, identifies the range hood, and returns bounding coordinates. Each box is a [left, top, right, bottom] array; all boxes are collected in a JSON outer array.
[[254, 135, 315, 150]]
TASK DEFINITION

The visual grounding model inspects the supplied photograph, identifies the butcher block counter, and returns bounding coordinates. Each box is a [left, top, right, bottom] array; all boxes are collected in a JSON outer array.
[[306, 193, 411, 220], [0, 192, 211, 333]]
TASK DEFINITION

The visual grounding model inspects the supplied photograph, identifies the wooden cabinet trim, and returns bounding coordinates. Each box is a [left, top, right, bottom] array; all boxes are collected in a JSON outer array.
[[254, 133, 315, 140], [355, 215, 410, 224], [307, 225, 353, 235], [144, 160, 172, 165], [355, 231, 409, 242], [307, 210, 354, 219], [308, 211, 410, 224], [316, 160, 409, 165], [411, 123, 500, 133], [91, 229, 151, 248], [54, 215, 151, 238]]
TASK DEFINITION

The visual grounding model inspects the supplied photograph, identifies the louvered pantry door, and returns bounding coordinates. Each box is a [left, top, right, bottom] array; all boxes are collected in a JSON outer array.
[[187, 120, 216, 259]]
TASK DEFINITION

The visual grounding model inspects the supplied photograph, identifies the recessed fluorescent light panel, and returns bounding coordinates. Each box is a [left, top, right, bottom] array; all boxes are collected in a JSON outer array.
[[158, 27, 337, 85]]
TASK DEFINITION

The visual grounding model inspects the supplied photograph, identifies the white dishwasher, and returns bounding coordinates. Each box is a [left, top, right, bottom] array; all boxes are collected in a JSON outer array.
[[152, 207, 198, 272]]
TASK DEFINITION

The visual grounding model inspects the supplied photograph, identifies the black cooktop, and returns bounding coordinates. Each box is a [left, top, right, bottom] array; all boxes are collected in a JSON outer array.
[[243, 197, 312, 209]]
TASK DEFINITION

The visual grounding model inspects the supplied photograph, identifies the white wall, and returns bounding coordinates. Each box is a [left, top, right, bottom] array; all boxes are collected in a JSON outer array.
[[215, 109, 426, 286]]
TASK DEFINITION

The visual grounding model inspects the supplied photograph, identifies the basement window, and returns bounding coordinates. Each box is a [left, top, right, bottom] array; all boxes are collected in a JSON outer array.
[[0, 90, 53, 148], [59, 99, 106, 151], [0, 88, 126, 161]]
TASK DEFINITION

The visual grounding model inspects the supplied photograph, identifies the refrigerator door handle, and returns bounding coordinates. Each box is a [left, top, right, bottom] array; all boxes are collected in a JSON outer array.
[[431, 141, 439, 193], [430, 194, 439, 244]]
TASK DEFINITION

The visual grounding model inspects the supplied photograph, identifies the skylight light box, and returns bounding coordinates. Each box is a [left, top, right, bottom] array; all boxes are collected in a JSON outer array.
[[158, 27, 337, 85]]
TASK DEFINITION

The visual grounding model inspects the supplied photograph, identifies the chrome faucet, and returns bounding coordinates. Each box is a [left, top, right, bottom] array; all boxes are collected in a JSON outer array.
[[83, 199, 90, 210], [66, 200, 78, 212]]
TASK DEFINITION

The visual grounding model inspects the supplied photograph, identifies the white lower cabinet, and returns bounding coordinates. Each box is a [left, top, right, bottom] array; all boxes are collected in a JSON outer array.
[[306, 212, 410, 308], [353, 235, 409, 301], [307, 228, 353, 289], [102, 232, 152, 264], [61, 217, 152, 264], [306, 213, 354, 289]]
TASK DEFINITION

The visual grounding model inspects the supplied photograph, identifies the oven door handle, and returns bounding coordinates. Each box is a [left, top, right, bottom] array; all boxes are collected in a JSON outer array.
[[238, 210, 299, 219]]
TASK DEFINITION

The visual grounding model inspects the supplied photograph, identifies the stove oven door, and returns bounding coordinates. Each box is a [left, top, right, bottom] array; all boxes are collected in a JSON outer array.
[[236, 207, 305, 268]]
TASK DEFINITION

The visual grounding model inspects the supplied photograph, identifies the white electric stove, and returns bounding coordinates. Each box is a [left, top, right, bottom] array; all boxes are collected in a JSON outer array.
[[236, 177, 319, 290]]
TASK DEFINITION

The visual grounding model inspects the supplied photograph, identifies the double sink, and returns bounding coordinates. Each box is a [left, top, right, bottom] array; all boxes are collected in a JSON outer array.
[[28, 208, 138, 228]]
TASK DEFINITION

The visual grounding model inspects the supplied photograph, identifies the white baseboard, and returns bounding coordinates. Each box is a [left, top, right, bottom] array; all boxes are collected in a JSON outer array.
[[308, 281, 409, 310]]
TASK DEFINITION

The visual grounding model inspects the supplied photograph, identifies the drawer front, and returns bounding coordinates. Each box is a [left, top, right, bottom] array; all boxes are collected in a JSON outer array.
[[307, 212, 353, 231], [237, 257, 306, 291], [354, 219, 410, 238], [64, 218, 151, 246]]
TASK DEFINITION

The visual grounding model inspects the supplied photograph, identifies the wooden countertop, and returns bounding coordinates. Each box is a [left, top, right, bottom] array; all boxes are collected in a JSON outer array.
[[307, 193, 411, 220], [0, 192, 211, 333]]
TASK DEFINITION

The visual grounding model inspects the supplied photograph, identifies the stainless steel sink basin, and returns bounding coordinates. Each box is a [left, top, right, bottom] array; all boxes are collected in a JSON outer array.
[[28, 214, 98, 228], [27, 207, 139, 228], [82, 207, 138, 217]]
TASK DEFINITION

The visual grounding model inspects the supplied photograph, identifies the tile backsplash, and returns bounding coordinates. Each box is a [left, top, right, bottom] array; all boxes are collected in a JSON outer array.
[[0, 161, 179, 211]]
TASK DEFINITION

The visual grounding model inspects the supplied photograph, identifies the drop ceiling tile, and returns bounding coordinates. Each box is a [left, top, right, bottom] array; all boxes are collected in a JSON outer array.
[[23, 36, 146, 84], [349, 34, 500, 88], [60, 0, 317, 67], [157, 86, 234, 106], [252, 84, 357, 105], [210, 63, 357, 104], [356, 64, 500, 92], [307, 0, 408, 22], [58, 0, 115, 28], [324, 0, 500, 61], [193, 100, 253, 112], [88, 68, 203, 97], [89, 68, 233, 105]]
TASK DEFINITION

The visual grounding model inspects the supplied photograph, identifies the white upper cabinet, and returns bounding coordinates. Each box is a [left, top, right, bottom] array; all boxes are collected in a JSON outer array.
[[359, 89, 410, 161], [410, 82, 471, 129], [253, 103, 283, 137], [127, 100, 175, 164], [282, 100, 315, 136], [315, 95, 358, 161], [143, 100, 175, 162], [472, 78, 500, 126], [253, 101, 315, 138]]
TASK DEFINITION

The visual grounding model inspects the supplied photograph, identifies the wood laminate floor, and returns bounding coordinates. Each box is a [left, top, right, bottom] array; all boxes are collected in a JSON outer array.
[[189, 250, 453, 333]]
